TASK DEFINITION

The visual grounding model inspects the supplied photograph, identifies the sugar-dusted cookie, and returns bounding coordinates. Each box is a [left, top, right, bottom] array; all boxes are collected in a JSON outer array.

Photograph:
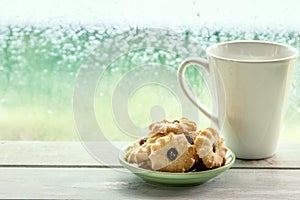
[[148, 117, 197, 139], [124, 139, 152, 165], [148, 133, 195, 172], [194, 127, 227, 169]]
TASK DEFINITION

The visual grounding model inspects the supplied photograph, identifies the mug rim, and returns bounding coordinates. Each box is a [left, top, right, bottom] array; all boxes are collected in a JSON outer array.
[[206, 40, 299, 63]]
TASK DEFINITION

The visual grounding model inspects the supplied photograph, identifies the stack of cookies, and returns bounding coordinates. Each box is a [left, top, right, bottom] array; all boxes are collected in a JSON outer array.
[[124, 118, 228, 173]]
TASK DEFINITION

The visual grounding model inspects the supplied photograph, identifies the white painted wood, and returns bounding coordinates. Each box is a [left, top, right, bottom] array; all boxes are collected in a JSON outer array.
[[0, 168, 299, 199], [0, 142, 299, 168], [0, 141, 127, 166], [0, 142, 299, 199]]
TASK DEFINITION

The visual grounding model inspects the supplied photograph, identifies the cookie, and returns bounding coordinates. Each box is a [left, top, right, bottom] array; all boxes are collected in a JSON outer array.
[[124, 140, 152, 164], [148, 133, 195, 172], [194, 127, 227, 169], [148, 117, 197, 139]]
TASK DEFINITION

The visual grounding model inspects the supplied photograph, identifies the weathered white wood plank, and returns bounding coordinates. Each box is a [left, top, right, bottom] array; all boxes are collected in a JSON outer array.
[[0, 141, 126, 166], [0, 141, 90, 165], [0, 142, 299, 168], [234, 143, 300, 168], [0, 168, 299, 199]]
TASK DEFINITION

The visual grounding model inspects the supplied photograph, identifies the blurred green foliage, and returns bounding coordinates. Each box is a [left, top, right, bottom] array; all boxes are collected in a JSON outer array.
[[0, 24, 299, 141]]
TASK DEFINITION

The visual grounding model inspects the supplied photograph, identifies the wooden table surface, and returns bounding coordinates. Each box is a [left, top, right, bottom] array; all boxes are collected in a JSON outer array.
[[0, 141, 299, 199]]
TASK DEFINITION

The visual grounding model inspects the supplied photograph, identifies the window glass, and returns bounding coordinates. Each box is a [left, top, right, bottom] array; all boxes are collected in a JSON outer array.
[[0, 0, 299, 143]]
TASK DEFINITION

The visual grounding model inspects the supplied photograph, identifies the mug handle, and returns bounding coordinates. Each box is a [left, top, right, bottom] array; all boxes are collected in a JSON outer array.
[[178, 57, 225, 130]]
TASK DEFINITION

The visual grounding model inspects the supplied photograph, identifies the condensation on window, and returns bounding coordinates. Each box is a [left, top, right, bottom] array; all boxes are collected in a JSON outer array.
[[0, 0, 299, 142]]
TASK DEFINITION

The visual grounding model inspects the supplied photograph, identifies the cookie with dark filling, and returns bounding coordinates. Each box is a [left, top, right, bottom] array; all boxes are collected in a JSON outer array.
[[148, 133, 195, 172], [148, 117, 197, 136]]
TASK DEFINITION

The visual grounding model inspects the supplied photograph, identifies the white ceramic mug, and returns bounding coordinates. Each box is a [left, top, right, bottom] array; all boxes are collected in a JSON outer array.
[[178, 40, 298, 159]]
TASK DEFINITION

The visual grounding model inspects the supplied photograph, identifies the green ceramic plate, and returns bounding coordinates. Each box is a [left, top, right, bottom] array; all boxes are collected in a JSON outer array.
[[119, 145, 235, 186]]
